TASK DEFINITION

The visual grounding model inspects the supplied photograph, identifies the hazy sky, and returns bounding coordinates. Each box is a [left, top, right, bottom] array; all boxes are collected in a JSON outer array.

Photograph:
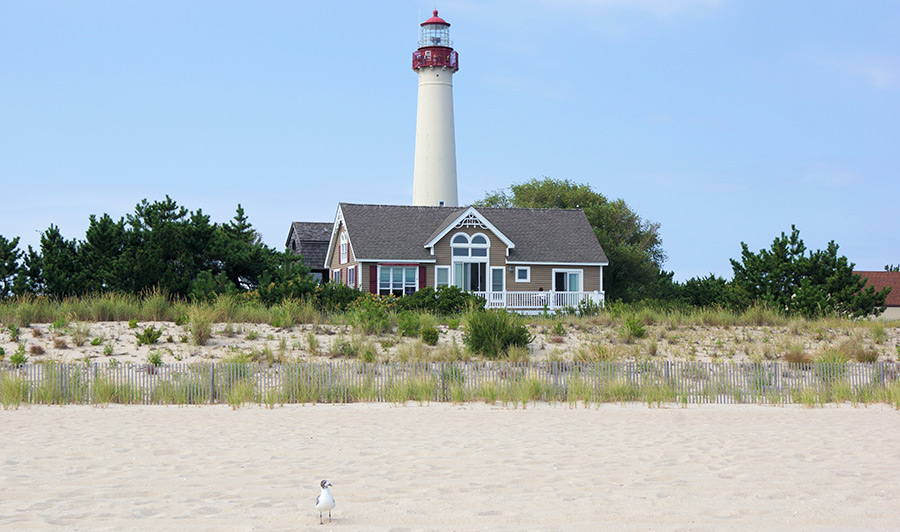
[[2, 1, 898, 280]]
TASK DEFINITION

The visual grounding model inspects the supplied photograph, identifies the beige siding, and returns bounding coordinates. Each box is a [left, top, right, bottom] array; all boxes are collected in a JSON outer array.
[[328, 223, 361, 288], [433, 227, 507, 268], [506, 265, 602, 292]]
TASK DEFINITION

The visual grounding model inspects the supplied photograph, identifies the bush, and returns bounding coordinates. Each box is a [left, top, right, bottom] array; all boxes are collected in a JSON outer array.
[[397, 312, 422, 337], [147, 351, 164, 366], [135, 325, 164, 346], [619, 316, 646, 343], [420, 325, 439, 346], [313, 283, 363, 312], [397, 286, 485, 315], [10, 344, 28, 366], [462, 309, 534, 359]]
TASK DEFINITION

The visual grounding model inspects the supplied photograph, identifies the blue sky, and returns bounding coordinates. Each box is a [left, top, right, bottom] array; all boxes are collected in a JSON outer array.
[[2, 1, 897, 281]]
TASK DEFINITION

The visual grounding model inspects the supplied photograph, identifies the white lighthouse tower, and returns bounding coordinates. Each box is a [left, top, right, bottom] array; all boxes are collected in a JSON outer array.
[[412, 10, 459, 207]]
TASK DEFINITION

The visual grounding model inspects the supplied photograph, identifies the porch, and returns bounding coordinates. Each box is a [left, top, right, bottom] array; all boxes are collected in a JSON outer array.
[[474, 291, 605, 312]]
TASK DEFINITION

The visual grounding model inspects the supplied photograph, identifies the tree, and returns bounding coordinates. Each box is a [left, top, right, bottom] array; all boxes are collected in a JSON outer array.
[[81, 214, 129, 293], [0, 234, 23, 299], [679, 274, 735, 308], [254, 251, 316, 305], [477, 177, 666, 302], [216, 204, 278, 290], [730, 226, 889, 318], [36, 225, 86, 297], [886, 264, 900, 272], [123, 196, 217, 296]]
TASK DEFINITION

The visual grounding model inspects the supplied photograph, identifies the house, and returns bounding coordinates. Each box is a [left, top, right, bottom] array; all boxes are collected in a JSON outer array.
[[321, 203, 608, 311], [285, 222, 332, 283], [855, 271, 900, 321]]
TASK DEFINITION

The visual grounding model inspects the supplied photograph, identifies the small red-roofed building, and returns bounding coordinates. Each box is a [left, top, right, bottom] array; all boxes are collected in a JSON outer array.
[[855, 271, 900, 320]]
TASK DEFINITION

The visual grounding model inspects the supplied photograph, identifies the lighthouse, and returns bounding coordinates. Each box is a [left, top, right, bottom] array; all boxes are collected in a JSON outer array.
[[411, 10, 459, 207]]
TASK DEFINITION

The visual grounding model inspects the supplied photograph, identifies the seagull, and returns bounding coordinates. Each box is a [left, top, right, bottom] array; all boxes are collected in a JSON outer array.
[[315, 479, 335, 525]]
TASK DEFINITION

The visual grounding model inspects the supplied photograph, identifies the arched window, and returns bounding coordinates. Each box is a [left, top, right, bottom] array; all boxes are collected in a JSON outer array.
[[450, 232, 489, 258]]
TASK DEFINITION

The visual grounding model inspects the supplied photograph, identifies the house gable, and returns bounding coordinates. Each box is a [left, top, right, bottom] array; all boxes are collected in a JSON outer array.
[[424, 206, 515, 254], [285, 222, 331, 272]]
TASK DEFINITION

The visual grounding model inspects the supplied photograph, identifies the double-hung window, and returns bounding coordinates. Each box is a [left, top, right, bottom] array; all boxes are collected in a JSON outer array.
[[339, 233, 349, 264], [347, 266, 356, 288], [379, 266, 418, 297], [436, 266, 450, 288]]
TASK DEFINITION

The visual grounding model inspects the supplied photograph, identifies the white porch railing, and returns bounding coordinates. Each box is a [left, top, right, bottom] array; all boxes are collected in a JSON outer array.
[[472, 291, 605, 311]]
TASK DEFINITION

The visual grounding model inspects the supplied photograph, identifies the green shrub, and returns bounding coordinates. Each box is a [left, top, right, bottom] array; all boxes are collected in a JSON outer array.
[[7, 324, 20, 342], [397, 286, 485, 315], [135, 326, 164, 346], [10, 344, 28, 366], [147, 350, 164, 366], [313, 283, 363, 311], [463, 309, 534, 359], [329, 336, 355, 358], [50, 318, 69, 334], [397, 312, 422, 337], [128, 319, 138, 329], [619, 316, 646, 343], [348, 305, 392, 336], [420, 325, 440, 346]]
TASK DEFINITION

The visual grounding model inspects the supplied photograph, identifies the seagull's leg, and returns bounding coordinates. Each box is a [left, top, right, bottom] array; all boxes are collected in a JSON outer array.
[[319, 511, 323, 525], [329, 510, 332, 522]]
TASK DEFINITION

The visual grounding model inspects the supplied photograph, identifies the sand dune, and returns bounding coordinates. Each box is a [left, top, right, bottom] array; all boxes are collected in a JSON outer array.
[[1, 403, 898, 531]]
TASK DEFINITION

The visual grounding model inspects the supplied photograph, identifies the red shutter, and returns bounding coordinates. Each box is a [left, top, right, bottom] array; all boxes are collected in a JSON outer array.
[[369, 264, 378, 294], [419, 265, 427, 289]]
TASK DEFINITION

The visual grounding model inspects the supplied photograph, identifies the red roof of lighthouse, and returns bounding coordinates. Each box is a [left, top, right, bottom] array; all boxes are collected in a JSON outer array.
[[421, 10, 450, 26]]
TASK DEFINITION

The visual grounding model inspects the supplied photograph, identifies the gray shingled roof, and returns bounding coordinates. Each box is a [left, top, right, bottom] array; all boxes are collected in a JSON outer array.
[[287, 222, 332, 244], [339, 203, 607, 264], [286, 222, 332, 270]]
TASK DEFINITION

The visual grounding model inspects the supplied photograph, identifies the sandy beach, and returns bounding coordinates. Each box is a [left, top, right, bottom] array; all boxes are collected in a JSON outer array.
[[1, 403, 898, 531]]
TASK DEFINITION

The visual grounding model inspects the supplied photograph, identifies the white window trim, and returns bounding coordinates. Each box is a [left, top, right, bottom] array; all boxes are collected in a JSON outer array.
[[332, 269, 341, 285], [339, 233, 348, 264], [552, 268, 584, 292], [377, 265, 419, 296], [515, 266, 531, 283], [347, 265, 356, 288], [490, 266, 505, 293], [435, 266, 450, 288], [450, 232, 490, 290]]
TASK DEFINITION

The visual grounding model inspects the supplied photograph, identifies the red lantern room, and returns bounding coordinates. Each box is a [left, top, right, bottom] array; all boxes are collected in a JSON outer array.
[[412, 10, 459, 71]]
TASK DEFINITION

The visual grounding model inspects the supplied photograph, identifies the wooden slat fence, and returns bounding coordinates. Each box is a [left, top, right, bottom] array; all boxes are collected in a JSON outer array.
[[1, 361, 898, 407]]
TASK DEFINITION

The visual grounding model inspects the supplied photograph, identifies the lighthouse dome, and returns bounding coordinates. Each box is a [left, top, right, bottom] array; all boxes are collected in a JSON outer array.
[[420, 10, 450, 27]]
